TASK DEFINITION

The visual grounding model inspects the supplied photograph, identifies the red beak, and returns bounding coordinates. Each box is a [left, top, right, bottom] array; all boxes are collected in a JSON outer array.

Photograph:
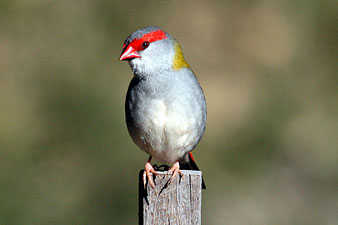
[[119, 45, 141, 61]]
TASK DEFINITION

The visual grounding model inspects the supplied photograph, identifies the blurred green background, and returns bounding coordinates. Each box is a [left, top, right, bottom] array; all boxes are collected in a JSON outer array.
[[1, 0, 337, 224]]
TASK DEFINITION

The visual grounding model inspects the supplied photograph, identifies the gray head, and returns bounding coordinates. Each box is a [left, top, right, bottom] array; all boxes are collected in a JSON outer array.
[[120, 26, 189, 77]]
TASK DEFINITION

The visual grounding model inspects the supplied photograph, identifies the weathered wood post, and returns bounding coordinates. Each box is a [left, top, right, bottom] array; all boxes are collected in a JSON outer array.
[[139, 170, 202, 225]]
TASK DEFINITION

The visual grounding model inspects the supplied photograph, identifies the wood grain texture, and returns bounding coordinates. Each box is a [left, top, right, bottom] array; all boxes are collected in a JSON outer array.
[[139, 170, 202, 225]]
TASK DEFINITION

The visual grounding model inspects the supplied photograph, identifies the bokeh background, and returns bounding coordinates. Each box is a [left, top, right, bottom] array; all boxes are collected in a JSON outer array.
[[1, 0, 337, 224]]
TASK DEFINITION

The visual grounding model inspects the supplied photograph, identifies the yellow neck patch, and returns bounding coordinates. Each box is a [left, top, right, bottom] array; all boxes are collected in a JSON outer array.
[[172, 42, 190, 71]]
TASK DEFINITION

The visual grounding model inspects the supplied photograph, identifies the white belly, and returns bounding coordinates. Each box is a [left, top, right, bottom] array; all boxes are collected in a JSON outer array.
[[132, 99, 201, 164]]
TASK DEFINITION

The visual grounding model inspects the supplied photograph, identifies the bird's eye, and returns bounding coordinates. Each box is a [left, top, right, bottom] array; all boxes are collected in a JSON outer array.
[[142, 41, 150, 50]]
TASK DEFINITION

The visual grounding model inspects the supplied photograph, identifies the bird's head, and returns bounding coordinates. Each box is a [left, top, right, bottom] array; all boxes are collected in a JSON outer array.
[[120, 26, 189, 76]]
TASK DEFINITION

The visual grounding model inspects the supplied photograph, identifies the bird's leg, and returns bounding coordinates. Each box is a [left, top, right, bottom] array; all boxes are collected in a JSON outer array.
[[167, 161, 184, 185], [143, 156, 158, 189]]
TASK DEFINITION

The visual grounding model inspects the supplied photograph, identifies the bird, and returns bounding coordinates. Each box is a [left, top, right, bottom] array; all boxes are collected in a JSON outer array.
[[120, 26, 206, 189]]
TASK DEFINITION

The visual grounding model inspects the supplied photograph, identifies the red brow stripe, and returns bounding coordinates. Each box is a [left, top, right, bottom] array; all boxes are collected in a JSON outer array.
[[130, 30, 167, 51]]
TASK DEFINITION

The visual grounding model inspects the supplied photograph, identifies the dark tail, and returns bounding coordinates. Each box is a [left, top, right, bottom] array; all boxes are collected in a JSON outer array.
[[180, 152, 206, 189]]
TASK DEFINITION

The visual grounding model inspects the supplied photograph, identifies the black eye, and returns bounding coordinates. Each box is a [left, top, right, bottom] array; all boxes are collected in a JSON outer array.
[[142, 41, 150, 50]]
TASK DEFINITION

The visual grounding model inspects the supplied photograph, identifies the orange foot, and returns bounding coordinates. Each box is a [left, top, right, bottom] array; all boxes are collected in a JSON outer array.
[[143, 156, 158, 189], [167, 161, 184, 185]]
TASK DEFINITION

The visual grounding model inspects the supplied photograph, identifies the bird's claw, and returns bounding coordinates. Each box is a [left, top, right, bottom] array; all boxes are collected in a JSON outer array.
[[167, 161, 183, 185], [143, 162, 158, 189]]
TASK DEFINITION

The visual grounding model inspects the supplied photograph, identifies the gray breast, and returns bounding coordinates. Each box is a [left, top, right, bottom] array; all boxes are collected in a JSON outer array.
[[125, 70, 206, 164]]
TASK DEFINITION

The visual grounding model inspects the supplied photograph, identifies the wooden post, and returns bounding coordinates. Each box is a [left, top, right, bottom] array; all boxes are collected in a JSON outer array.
[[139, 170, 202, 225]]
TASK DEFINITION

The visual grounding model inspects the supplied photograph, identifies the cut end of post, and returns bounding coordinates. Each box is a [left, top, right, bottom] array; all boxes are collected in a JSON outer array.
[[139, 170, 202, 225]]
